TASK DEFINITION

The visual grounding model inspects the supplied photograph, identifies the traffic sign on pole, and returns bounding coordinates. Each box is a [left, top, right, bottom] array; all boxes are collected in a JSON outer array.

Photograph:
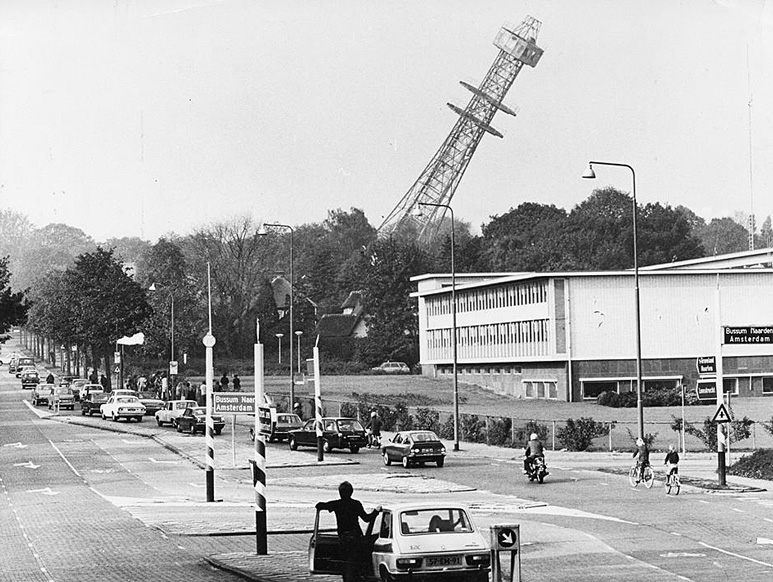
[[711, 403, 731, 424]]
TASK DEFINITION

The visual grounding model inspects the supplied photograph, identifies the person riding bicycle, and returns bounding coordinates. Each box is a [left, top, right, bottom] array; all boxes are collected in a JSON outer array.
[[366, 411, 382, 448], [523, 432, 545, 474], [664, 443, 679, 479], [632, 437, 650, 482]]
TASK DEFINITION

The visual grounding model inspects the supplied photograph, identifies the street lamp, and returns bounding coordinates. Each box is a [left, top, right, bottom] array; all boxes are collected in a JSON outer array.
[[259, 223, 296, 406], [276, 333, 284, 364], [149, 282, 176, 383], [418, 202, 459, 452], [583, 161, 644, 440], [295, 330, 303, 375]]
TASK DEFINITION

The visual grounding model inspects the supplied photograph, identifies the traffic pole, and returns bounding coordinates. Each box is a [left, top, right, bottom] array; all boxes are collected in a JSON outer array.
[[203, 331, 216, 501], [254, 319, 268, 554], [714, 276, 726, 486], [314, 338, 324, 462]]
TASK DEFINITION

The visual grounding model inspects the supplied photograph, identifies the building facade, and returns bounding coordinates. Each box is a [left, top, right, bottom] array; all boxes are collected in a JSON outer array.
[[412, 249, 773, 401]]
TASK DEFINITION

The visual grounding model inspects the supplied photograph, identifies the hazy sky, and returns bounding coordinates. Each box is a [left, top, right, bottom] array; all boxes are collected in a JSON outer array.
[[2, 0, 772, 243]]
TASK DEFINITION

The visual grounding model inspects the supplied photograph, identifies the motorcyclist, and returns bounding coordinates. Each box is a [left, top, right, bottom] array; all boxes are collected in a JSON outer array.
[[523, 432, 545, 474], [633, 437, 650, 482], [365, 411, 382, 448]]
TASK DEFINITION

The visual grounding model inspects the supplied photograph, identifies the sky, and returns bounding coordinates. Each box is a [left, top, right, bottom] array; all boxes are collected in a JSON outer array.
[[1, 0, 772, 243]]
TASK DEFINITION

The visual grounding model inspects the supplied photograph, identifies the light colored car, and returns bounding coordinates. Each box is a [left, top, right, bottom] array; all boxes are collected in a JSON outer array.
[[100, 395, 146, 422], [155, 399, 198, 427], [48, 386, 75, 410], [382, 430, 447, 468], [371, 361, 410, 374], [310, 501, 490, 581]]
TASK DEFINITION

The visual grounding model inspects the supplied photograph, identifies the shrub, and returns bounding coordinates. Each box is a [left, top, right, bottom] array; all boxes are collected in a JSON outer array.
[[556, 417, 611, 451], [673, 410, 754, 451], [414, 408, 441, 433], [728, 449, 773, 480], [624, 427, 658, 449], [596, 391, 619, 407], [513, 421, 549, 446], [487, 417, 512, 447], [461, 414, 486, 443]]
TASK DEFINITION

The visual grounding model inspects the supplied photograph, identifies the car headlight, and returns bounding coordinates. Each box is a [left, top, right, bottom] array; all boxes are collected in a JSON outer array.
[[466, 553, 490, 567], [396, 557, 423, 569], [440, 447, 447, 454]]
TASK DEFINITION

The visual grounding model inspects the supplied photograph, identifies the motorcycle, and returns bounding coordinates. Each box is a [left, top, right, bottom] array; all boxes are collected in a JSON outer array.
[[525, 456, 549, 483]]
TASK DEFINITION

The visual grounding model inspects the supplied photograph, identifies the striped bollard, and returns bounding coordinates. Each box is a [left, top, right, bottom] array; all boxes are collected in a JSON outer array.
[[314, 345, 324, 461], [254, 327, 268, 554], [203, 332, 216, 502]]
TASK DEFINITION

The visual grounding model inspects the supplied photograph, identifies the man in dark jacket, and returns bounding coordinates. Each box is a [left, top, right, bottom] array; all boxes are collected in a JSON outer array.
[[523, 432, 545, 474]]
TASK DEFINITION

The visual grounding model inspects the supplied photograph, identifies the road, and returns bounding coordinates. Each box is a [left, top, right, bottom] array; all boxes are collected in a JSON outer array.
[[3, 358, 773, 580]]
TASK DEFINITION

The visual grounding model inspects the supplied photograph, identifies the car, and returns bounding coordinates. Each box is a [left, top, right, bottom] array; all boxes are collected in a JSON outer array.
[[288, 417, 367, 453], [67, 378, 89, 401], [382, 430, 447, 468], [80, 383, 104, 401], [310, 501, 490, 581], [137, 391, 164, 416], [266, 412, 303, 442], [81, 391, 110, 416], [176, 406, 224, 435], [14, 357, 35, 377], [20, 368, 40, 388], [155, 399, 198, 427], [371, 361, 410, 374], [100, 395, 146, 422], [31, 383, 54, 406], [48, 386, 75, 410]]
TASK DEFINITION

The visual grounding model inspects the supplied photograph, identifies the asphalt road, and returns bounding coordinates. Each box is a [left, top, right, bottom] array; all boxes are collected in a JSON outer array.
[[4, 353, 773, 581]]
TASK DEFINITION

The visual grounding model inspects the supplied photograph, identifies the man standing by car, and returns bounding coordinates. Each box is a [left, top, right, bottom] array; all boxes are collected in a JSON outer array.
[[316, 481, 381, 582]]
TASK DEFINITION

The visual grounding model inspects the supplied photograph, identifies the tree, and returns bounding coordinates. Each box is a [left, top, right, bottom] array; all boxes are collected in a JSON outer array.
[[0, 256, 29, 340], [695, 217, 749, 256]]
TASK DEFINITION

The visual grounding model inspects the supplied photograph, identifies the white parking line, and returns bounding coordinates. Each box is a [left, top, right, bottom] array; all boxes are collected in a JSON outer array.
[[698, 541, 773, 568]]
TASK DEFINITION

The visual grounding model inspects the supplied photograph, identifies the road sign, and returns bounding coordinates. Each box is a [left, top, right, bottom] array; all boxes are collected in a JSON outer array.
[[712, 403, 731, 424], [696, 356, 715, 374], [696, 383, 717, 401], [491, 524, 519, 550], [169, 361, 178, 375], [213, 392, 256, 414], [723, 326, 773, 344]]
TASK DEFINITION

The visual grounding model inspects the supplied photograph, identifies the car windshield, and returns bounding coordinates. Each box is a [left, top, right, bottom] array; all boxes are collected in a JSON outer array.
[[410, 432, 439, 442], [399, 508, 472, 535], [337, 419, 364, 431]]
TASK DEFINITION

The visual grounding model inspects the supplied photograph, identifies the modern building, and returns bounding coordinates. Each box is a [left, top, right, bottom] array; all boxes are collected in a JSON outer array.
[[412, 248, 773, 401]]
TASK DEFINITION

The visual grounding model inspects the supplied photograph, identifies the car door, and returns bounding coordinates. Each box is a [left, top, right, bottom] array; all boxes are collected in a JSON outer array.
[[298, 419, 317, 446], [384, 434, 402, 462], [309, 508, 341, 574]]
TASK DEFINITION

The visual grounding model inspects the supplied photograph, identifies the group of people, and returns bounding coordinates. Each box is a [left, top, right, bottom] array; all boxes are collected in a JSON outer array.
[[632, 437, 680, 483]]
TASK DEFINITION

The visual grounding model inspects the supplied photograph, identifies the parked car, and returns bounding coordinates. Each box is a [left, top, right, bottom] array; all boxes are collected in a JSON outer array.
[[382, 430, 447, 468], [288, 417, 367, 453], [81, 391, 110, 416], [48, 386, 75, 410], [68, 378, 89, 401], [80, 383, 104, 400], [137, 391, 164, 416], [31, 383, 54, 406], [100, 395, 146, 422], [176, 406, 224, 435], [371, 361, 410, 374], [14, 357, 35, 377], [20, 368, 40, 389], [310, 501, 490, 581], [266, 413, 304, 442], [155, 399, 198, 427]]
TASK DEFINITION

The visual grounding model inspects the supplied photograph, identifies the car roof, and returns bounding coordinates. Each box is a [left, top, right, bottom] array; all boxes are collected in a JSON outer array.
[[381, 501, 472, 513]]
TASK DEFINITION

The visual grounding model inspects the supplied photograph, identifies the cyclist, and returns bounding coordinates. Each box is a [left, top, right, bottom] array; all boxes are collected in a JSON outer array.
[[632, 437, 650, 483], [523, 432, 545, 474], [664, 443, 680, 481], [366, 411, 382, 448]]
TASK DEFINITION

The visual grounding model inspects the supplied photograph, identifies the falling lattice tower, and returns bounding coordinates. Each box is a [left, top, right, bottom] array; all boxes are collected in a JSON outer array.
[[377, 16, 544, 242]]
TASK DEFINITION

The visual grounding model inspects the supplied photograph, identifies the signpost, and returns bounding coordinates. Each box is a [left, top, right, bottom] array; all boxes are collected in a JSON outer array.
[[490, 524, 521, 582], [723, 326, 773, 344], [696, 356, 716, 375]]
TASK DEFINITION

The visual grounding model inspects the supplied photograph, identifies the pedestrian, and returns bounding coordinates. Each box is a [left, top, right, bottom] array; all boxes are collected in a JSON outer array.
[[99, 373, 108, 390], [198, 382, 206, 406], [316, 481, 381, 582], [220, 373, 230, 391], [89, 369, 98, 384], [365, 411, 382, 448], [232, 374, 241, 392]]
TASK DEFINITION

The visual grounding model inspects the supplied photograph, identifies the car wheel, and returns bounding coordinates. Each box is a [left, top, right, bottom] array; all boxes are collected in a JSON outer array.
[[156, 418, 163, 426], [322, 440, 332, 453], [402, 456, 410, 468], [177, 422, 183, 433], [436, 457, 445, 468], [214, 428, 222, 435], [101, 413, 107, 420], [81, 408, 86, 416], [112, 413, 119, 422], [189, 424, 196, 434], [32, 399, 37, 406], [379, 566, 396, 582], [383, 452, 391, 466], [350, 445, 360, 454], [289, 437, 298, 451]]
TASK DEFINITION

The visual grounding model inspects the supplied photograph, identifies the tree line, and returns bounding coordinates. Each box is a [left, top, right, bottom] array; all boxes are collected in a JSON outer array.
[[0, 190, 770, 380]]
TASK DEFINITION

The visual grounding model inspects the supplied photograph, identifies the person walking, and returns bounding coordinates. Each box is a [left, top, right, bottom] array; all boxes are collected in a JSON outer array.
[[316, 481, 381, 582], [219, 373, 229, 392], [232, 374, 241, 392], [99, 373, 108, 390]]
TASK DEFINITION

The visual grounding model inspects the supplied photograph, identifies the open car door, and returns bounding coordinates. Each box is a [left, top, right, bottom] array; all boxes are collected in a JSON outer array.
[[309, 508, 341, 574]]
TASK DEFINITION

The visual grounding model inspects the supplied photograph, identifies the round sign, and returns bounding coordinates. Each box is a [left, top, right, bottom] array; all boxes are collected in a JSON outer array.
[[202, 333, 216, 348], [497, 528, 517, 548]]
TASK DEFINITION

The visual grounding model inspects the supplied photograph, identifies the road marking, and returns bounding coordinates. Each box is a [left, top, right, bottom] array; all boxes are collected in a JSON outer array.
[[699, 541, 773, 567], [26, 488, 59, 496], [764, 518, 773, 523], [731, 508, 745, 513], [148, 457, 180, 464], [3, 442, 27, 449], [49, 439, 82, 478], [660, 552, 706, 558], [13, 461, 40, 469], [670, 532, 682, 536], [756, 537, 773, 545]]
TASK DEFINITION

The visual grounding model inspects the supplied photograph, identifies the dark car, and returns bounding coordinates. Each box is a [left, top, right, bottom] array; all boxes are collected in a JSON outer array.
[[20, 368, 40, 389], [288, 417, 367, 453], [267, 412, 303, 442], [81, 391, 109, 416], [137, 391, 164, 416], [382, 430, 447, 468], [176, 406, 224, 435]]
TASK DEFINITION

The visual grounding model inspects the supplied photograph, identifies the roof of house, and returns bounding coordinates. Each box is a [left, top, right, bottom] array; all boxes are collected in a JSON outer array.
[[315, 313, 362, 338]]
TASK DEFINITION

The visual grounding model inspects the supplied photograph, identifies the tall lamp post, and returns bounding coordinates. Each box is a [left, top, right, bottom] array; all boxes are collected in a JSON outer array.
[[259, 223, 296, 406], [418, 202, 459, 452], [295, 330, 303, 375], [276, 333, 284, 364], [149, 282, 176, 388], [583, 161, 644, 440]]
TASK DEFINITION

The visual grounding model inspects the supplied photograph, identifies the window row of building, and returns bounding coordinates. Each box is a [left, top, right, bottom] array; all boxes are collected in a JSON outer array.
[[426, 319, 551, 360], [425, 280, 549, 317]]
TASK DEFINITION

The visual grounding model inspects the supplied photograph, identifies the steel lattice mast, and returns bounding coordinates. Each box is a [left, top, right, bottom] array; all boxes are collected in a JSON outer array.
[[377, 16, 544, 242]]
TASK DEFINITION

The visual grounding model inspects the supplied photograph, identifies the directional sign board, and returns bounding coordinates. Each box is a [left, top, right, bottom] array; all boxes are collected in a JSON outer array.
[[213, 392, 255, 414], [696, 382, 717, 401], [491, 524, 520, 550], [724, 326, 773, 344], [711, 403, 731, 424], [696, 356, 716, 375]]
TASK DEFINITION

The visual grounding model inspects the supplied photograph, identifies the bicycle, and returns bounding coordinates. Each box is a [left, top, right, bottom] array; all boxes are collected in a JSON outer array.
[[665, 470, 681, 495], [628, 463, 654, 488]]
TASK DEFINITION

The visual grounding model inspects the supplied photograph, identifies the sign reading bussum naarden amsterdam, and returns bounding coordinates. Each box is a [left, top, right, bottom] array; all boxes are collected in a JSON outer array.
[[213, 392, 255, 414], [723, 326, 773, 344]]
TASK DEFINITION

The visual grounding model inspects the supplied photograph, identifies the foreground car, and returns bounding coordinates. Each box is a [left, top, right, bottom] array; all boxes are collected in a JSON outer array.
[[101, 395, 146, 422], [310, 501, 489, 581], [81, 391, 109, 416], [20, 368, 40, 389], [155, 399, 198, 427], [288, 417, 367, 453], [176, 406, 224, 435], [31, 383, 54, 406], [382, 430, 446, 468]]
